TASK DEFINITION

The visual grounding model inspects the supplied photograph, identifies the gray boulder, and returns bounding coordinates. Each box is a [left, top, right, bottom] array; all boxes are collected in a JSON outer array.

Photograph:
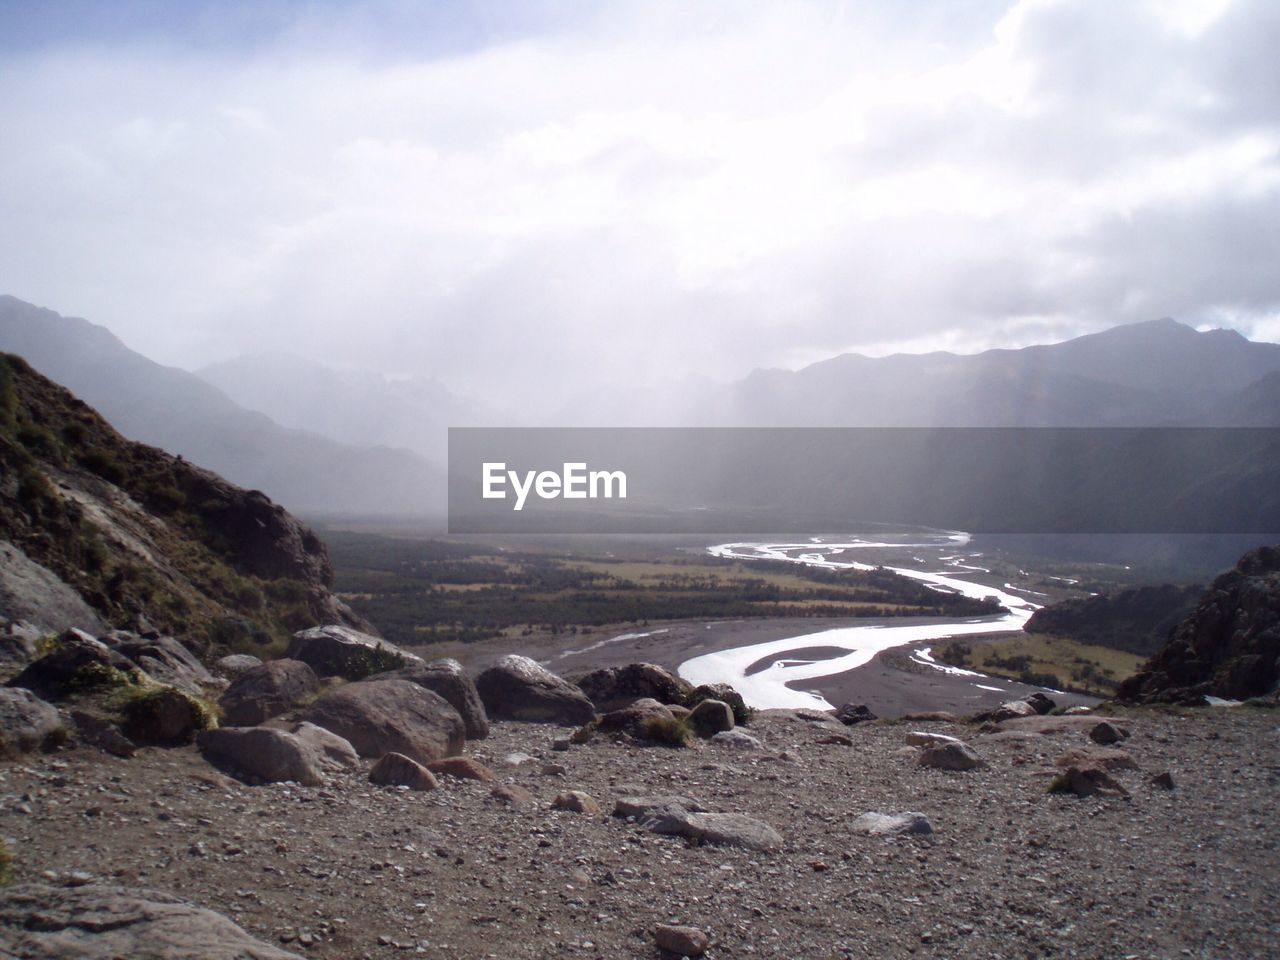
[[368, 658, 489, 739], [218, 659, 318, 726], [215, 654, 262, 677], [8, 629, 134, 699], [104, 632, 217, 694], [0, 883, 304, 959], [284, 625, 420, 680], [918, 741, 987, 771], [852, 811, 935, 837], [575, 662, 693, 711], [613, 795, 708, 820], [645, 808, 783, 851], [0, 620, 44, 672], [286, 721, 360, 773], [0, 687, 63, 757], [689, 698, 735, 737], [711, 729, 763, 750], [305, 679, 464, 764], [598, 697, 676, 736], [692, 683, 750, 724], [474, 655, 596, 725], [198, 726, 330, 786], [0, 541, 106, 635]]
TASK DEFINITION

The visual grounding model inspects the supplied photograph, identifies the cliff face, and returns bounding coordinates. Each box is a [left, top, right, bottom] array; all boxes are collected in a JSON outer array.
[[0, 353, 371, 653], [1118, 545, 1280, 703]]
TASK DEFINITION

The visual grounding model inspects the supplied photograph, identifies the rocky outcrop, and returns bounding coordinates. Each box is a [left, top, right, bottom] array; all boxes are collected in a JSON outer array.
[[8, 629, 135, 699], [218, 659, 318, 726], [103, 631, 217, 695], [0, 541, 106, 635], [1119, 544, 1280, 703], [368, 658, 488, 739], [575, 662, 693, 711], [0, 687, 63, 757], [0, 884, 304, 959], [285, 625, 418, 681], [474, 655, 596, 725], [305, 679, 465, 764]]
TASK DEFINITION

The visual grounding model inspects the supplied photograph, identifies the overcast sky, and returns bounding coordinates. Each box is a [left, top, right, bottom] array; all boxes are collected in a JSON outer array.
[[1, 0, 1278, 411]]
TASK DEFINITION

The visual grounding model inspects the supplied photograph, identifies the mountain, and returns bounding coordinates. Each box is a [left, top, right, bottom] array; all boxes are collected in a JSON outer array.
[[0, 351, 369, 649], [704, 318, 1280, 426], [198, 353, 499, 462], [0, 297, 444, 516], [1118, 544, 1280, 703], [1023, 583, 1204, 657]]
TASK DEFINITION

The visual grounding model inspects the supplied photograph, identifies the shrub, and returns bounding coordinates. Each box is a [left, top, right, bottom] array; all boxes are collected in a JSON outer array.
[[637, 714, 693, 747]]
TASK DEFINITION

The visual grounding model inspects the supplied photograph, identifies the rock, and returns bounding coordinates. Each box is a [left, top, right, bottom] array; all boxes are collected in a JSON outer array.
[[426, 757, 495, 782], [1050, 765, 1130, 798], [834, 702, 877, 725], [655, 924, 709, 957], [1119, 544, 1280, 703], [285, 721, 360, 773], [613, 796, 708, 820], [980, 699, 1039, 722], [815, 733, 854, 746], [69, 709, 136, 758], [369, 752, 438, 791], [1089, 721, 1130, 745], [0, 619, 44, 671], [711, 730, 763, 750], [689, 699, 735, 737], [692, 683, 750, 724], [489, 783, 535, 807], [598, 698, 678, 738], [851, 811, 935, 837], [0, 541, 107, 636], [1063, 705, 1093, 715], [1024, 692, 1056, 715], [918, 741, 986, 771], [8, 628, 134, 699], [552, 790, 601, 814], [575, 662, 694, 711], [218, 659, 319, 726], [103, 633, 217, 695], [122, 688, 207, 745], [214, 654, 261, 677], [1150, 770, 1176, 790], [0, 687, 63, 756], [474, 655, 596, 725], [368, 658, 489, 739], [905, 731, 961, 747], [1054, 747, 1138, 772], [306, 679, 464, 764], [284, 625, 420, 680], [198, 727, 328, 786], [0, 883, 305, 959], [645, 809, 783, 852], [504, 751, 538, 767]]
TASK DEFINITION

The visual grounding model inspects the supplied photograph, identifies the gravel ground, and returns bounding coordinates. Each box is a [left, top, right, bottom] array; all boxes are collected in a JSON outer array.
[[2, 707, 1278, 959]]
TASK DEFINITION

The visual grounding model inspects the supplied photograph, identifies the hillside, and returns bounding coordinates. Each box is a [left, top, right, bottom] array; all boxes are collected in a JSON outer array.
[[0, 352, 369, 652], [0, 296, 444, 517], [1023, 583, 1204, 657]]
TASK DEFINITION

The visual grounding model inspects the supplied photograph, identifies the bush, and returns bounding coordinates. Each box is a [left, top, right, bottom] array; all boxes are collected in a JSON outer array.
[[637, 714, 693, 747]]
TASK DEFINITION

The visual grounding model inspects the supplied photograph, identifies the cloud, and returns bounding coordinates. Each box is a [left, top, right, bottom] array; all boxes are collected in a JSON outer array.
[[0, 0, 1276, 413]]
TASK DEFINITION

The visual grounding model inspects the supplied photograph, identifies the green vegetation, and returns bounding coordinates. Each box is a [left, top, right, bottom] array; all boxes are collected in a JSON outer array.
[[325, 531, 1004, 648], [637, 714, 694, 747], [935, 633, 1146, 696]]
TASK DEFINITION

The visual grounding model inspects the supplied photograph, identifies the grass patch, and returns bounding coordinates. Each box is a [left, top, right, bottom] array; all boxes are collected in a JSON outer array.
[[935, 633, 1145, 696], [637, 714, 694, 747]]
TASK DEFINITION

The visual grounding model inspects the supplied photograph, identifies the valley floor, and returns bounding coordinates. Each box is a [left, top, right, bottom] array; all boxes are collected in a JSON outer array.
[[3, 707, 1277, 959]]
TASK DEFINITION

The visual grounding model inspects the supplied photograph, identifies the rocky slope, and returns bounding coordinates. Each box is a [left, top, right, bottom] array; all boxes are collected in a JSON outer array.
[[1119, 544, 1280, 703], [0, 352, 369, 654], [1024, 583, 1203, 656]]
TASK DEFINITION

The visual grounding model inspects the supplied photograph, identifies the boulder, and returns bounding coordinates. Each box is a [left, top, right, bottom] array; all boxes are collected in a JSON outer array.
[[1050, 765, 1130, 798], [122, 688, 207, 745], [474, 655, 596, 725], [0, 883, 304, 959], [980, 699, 1039, 722], [8, 628, 134, 699], [552, 790, 601, 814], [69, 709, 136, 758], [305, 679, 464, 764], [598, 698, 676, 736], [613, 795, 708, 820], [103, 632, 216, 694], [645, 808, 783, 851], [575, 662, 693, 711], [905, 731, 961, 747], [711, 729, 763, 750], [489, 783, 536, 807], [198, 727, 331, 786], [1088, 721, 1129, 745], [918, 741, 986, 771], [0, 620, 44, 672], [689, 699, 735, 737], [215, 654, 262, 677], [426, 757, 495, 782], [0, 687, 63, 757], [285, 721, 360, 773], [218, 659, 319, 726], [1024, 692, 1056, 715], [369, 752, 438, 791], [284, 625, 420, 680], [851, 811, 934, 837], [835, 702, 877, 725], [1054, 747, 1138, 772], [692, 683, 749, 724], [0, 541, 107, 636], [368, 658, 488, 739], [655, 924, 709, 957]]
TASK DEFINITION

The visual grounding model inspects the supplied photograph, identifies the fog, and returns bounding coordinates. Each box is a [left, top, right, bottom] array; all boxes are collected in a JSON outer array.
[[1, 0, 1278, 417]]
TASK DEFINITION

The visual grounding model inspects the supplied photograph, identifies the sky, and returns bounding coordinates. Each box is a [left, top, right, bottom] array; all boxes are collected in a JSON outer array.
[[1, 0, 1278, 412]]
